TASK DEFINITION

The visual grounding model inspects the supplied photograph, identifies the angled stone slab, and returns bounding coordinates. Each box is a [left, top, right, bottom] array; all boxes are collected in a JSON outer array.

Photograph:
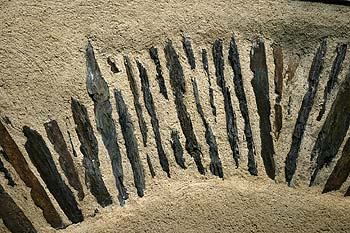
[[202, 48, 217, 119], [149, 47, 169, 100], [182, 35, 196, 70], [171, 129, 186, 169]]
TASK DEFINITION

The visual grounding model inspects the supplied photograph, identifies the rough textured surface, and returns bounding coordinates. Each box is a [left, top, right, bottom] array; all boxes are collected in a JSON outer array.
[[170, 129, 186, 169], [149, 47, 169, 100], [285, 40, 327, 185], [182, 35, 196, 70], [86, 42, 128, 206], [250, 38, 276, 180], [23, 126, 83, 224], [71, 98, 112, 207], [115, 90, 145, 197], [272, 45, 284, 138], [44, 119, 84, 201], [201, 49, 217, 119]]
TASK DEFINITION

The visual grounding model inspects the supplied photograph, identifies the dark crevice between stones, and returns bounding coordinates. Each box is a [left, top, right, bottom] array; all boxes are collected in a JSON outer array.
[[229, 35, 258, 176], [192, 78, 223, 178], [146, 154, 156, 178], [0, 121, 63, 229], [124, 55, 148, 147], [182, 35, 196, 70], [213, 39, 240, 168], [310, 60, 350, 186], [86, 42, 128, 206], [149, 47, 169, 100], [44, 120, 85, 201], [171, 129, 186, 169], [23, 126, 83, 224], [250, 38, 276, 180], [107, 56, 120, 74], [164, 40, 205, 175], [285, 39, 327, 185], [323, 136, 350, 194], [202, 49, 217, 120], [0, 153, 16, 187], [115, 90, 145, 197], [316, 43, 347, 121], [272, 45, 284, 139], [71, 98, 112, 208], [136, 60, 170, 178], [65, 118, 78, 158], [0, 184, 37, 233]]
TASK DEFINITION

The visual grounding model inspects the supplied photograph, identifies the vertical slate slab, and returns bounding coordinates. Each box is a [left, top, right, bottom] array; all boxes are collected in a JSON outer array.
[[149, 47, 169, 100], [250, 38, 276, 180], [0, 121, 63, 229], [202, 49, 217, 119], [310, 60, 350, 186], [285, 39, 327, 185], [182, 35, 196, 70], [192, 78, 223, 178], [85, 42, 128, 206], [171, 129, 186, 169], [0, 184, 37, 233], [323, 137, 350, 193], [272, 45, 284, 139], [115, 90, 145, 197], [23, 126, 83, 224], [228, 35, 258, 176], [146, 154, 156, 178], [164, 40, 205, 175], [317, 43, 347, 121], [124, 55, 148, 147], [136, 60, 170, 177], [71, 98, 112, 207], [212, 39, 240, 168], [44, 120, 85, 201], [0, 156, 15, 187]]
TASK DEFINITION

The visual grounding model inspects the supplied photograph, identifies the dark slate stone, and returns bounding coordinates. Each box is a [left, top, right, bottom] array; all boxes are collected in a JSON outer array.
[[65, 119, 78, 158], [202, 48, 217, 119], [182, 35, 196, 70], [136, 60, 170, 177], [71, 98, 112, 207], [317, 43, 347, 121], [310, 60, 350, 186], [114, 90, 145, 197], [44, 120, 85, 201], [0, 121, 63, 229], [171, 129, 186, 169], [228, 35, 258, 176], [285, 39, 327, 185], [192, 78, 223, 178], [323, 136, 350, 193], [124, 55, 148, 147], [23, 126, 83, 224], [0, 155, 15, 187], [146, 154, 156, 178], [212, 39, 240, 168], [149, 47, 169, 100], [107, 56, 120, 74], [272, 45, 284, 139], [164, 40, 205, 175], [86, 42, 128, 206], [0, 184, 37, 233]]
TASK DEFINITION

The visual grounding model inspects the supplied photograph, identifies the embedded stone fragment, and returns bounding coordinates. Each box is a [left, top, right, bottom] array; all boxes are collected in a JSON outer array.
[[285, 39, 327, 185], [213, 39, 240, 168], [202, 48, 217, 119], [146, 154, 156, 178], [44, 120, 84, 201], [71, 98, 112, 207], [0, 184, 37, 233], [137, 60, 170, 177], [171, 129, 186, 169], [182, 35, 196, 70], [149, 47, 169, 100], [124, 55, 148, 147], [0, 121, 63, 229], [115, 90, 145, 197], [229, 35, 258, 176], [192, 78, 223, 178], [107, 56, 120, 74], [23, 126, 83, 224], [86, 42, 128, 205], [310, 59, 350, 186], [317, 43, 347, 121], [272, 45, 284, 139], [164, 40, 205, 175]]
